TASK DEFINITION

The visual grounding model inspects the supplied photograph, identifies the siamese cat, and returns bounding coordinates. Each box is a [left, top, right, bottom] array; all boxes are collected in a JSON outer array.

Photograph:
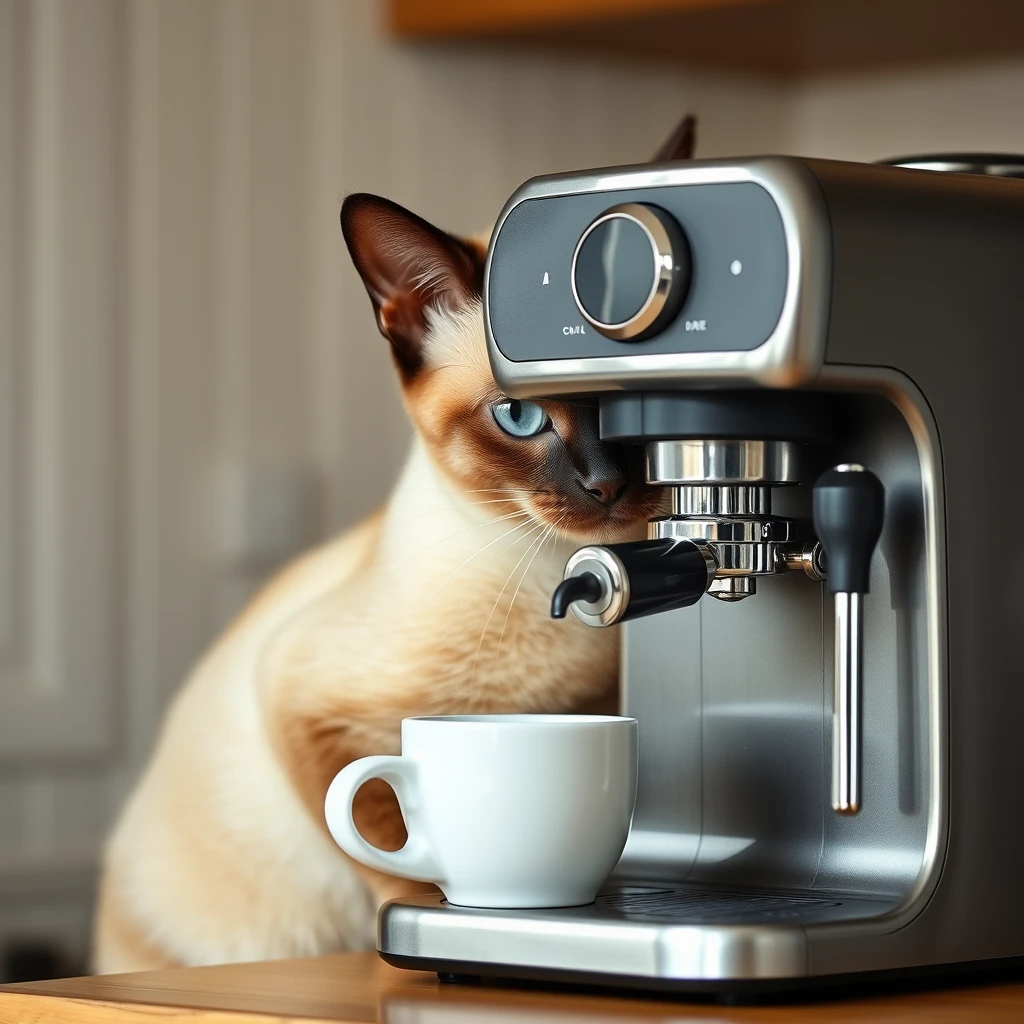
[[93, 117, 697, 972]]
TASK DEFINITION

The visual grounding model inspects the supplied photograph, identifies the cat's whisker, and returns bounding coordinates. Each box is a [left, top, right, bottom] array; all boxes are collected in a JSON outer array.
[[386, 497, 529, 525], [464, 526, 543, 681], [430, 517, 536, 596], [494, 520, 539, 557], [397, 488, 541, 495], [382, 493, 544, 532], [397, 487, 547, 496], [467, 521, 548, 688], [422, 362, 471, 373], [492, 523, 557, 667], [389, 510, 532, 570]]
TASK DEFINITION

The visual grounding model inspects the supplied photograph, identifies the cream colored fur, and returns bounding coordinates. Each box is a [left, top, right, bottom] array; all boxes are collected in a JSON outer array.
[[94, 305, 621, 971]]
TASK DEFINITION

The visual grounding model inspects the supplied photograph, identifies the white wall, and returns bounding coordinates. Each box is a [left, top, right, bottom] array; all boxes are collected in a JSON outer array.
[[792, 58, 1024, 161], [0, 0, 787, 971]]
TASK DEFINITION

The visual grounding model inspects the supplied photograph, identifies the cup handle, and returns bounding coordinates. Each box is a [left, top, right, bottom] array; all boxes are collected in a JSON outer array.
[[324, 755, 442, 884]]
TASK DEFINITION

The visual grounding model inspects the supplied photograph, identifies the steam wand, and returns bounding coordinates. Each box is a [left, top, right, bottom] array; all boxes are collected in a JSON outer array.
[[813, 464, 885, 815]]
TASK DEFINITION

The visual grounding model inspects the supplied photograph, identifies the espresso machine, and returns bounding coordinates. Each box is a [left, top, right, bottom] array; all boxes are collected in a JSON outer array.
[[379, 154, 1024, 991]]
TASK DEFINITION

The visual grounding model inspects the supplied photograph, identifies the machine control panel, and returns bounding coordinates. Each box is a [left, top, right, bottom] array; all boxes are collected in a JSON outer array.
[[571, 203, 691, 342], [487, 181, 789, 363]]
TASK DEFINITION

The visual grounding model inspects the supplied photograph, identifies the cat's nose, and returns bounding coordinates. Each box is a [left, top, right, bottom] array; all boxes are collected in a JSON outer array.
[[576, 474, 627, 508]]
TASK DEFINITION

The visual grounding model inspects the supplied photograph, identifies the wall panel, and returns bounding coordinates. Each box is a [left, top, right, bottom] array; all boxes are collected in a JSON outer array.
[[0, 0, 119, 763]]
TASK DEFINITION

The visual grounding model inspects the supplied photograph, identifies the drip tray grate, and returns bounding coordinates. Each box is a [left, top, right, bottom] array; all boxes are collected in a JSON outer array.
[[598, 886, 848, 923]]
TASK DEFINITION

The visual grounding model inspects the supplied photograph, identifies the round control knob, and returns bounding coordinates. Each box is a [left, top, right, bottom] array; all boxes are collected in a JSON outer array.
[[571, 203, 691, 341]]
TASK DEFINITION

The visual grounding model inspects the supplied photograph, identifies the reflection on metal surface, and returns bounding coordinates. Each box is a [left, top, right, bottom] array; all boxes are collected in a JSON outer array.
[[673, 484, 769, 515], [707, 577, 756, 602], [620, 829, 754, 866], [832, 591, 863, 814], [883, 153, 1024, 177], [646, 439, 800, 485], [781, 541, 827, 581]]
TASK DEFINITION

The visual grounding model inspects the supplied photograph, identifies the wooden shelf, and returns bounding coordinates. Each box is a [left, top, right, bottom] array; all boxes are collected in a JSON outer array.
[[390, 0, 1024, 78]]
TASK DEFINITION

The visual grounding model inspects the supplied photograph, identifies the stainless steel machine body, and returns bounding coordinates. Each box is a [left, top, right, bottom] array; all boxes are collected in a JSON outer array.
[[379, 156, 1024, 990]]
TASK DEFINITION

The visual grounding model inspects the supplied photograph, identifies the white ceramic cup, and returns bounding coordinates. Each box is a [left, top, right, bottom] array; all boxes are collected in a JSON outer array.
[[324, 714, 637, 909]]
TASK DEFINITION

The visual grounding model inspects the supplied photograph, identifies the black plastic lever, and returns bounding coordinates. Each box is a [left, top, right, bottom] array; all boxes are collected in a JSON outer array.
[[812, 465, 885, 595]]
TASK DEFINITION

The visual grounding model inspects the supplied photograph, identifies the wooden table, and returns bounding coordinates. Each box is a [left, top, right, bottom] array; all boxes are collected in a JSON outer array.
[[3, 952, 1024, 1023]]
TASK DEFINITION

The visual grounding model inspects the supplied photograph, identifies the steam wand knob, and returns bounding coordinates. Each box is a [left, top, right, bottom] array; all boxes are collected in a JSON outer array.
[[813, 464, 885, 815]]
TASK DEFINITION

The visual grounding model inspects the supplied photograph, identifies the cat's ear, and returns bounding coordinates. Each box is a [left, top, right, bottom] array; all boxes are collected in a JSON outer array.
[[652, 114, 697, 162], [341, 194, 484, 380]]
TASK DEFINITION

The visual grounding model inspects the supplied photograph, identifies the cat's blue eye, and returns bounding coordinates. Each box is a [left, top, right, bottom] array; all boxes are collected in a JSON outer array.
[[491, 399, 549, 438]]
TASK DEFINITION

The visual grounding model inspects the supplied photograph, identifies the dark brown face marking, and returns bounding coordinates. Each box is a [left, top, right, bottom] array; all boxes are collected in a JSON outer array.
[[341, 194, 484, 381], [412, 373, 664, 541]]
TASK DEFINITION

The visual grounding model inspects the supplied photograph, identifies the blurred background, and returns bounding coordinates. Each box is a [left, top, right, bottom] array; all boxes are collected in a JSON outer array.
[[1, 0, 1023, 980]]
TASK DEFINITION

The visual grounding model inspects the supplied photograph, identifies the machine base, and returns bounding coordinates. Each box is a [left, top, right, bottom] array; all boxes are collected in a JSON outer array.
[[378, 882, 899, 989], [382, 951, 1024, 1003]]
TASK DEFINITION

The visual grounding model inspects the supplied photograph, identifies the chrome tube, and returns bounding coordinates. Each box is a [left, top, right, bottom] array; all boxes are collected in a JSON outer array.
[[672, 485, 769, 516], [833, 592, 862, 814]]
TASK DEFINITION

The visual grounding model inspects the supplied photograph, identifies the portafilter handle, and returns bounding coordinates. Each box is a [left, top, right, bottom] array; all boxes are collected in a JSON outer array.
[[813, 464, 885, 815], [551, 538, 716, 627]]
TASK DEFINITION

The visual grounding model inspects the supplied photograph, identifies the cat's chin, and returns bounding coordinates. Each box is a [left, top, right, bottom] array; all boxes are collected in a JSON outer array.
[[544, 491, 667, 545], [551, 517, 650, 546]]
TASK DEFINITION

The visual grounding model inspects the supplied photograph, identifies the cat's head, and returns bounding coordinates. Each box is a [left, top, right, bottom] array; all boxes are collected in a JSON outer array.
[[341, 117, 696, 543]]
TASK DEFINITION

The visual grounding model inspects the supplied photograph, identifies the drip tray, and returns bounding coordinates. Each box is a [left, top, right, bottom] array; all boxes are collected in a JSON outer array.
[[379, 881, 899, 984], [598, 885, 848, 924]]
